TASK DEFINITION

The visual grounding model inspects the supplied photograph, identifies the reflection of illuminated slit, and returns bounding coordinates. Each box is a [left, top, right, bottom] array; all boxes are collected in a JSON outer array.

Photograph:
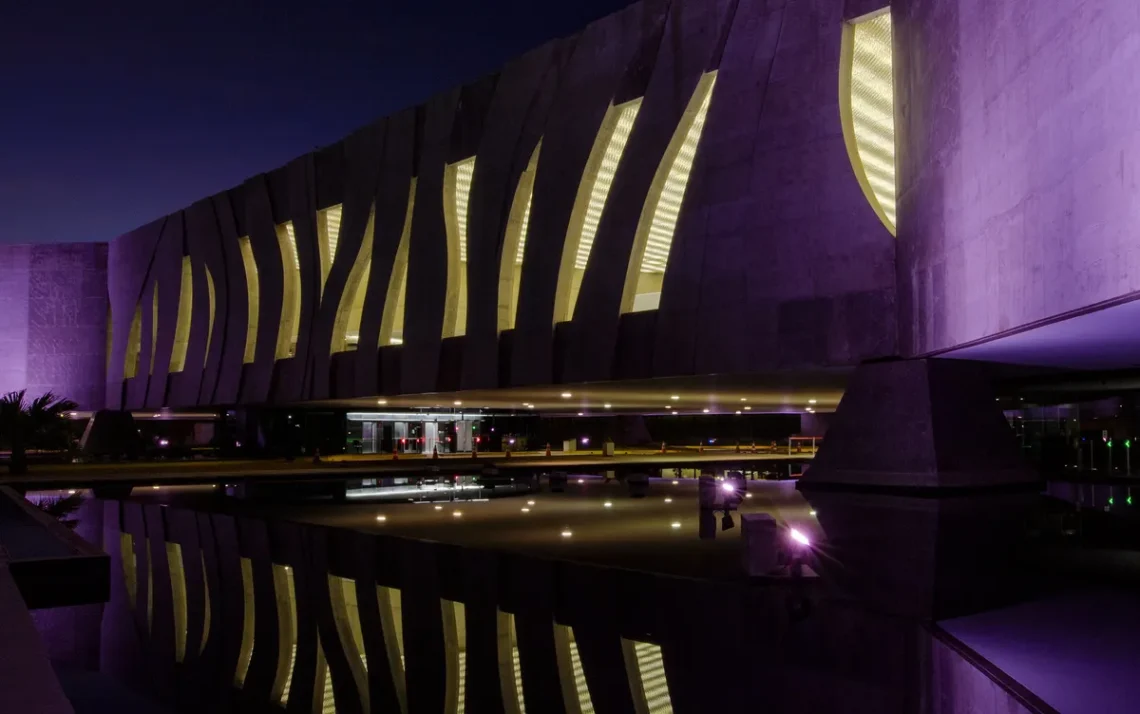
[[275, 564, 298, 706], [554, 624, 594, 714], [498, 611, 526, 714], [569, 638, 593, 714], [235, 557, 255, 687], [442, 599, 467, 714], [622, 639, 673, 714]]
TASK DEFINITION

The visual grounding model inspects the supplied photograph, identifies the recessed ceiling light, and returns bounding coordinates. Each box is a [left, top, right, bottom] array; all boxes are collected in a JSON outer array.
[[376, 515, 387, 522], [434, 505, 443, 510], [528, 404, 535, 409], [664, 497, 673, 503], [561, 392, 572, 398], [577, 478, 585, 484], [670, 395, 680, 400], [603, 502, 613, 508], [740, 398, 747, 402], [702, 408, 710, 414], [671, 522, 682, 529], [808, 399, 817, 404], [745, 493, 753, 499], [672, 411, 679, 415], [454, 400, 462, 406], [744, 406, 752, 411], [666, 405, 672, 410], [604, 403, 612, 409], [521, 507, 530, 513], [735, 410, 742, 415], [377, 399, 387, 405], [561, 530, 573, 538], [577, 412, 584, 416]]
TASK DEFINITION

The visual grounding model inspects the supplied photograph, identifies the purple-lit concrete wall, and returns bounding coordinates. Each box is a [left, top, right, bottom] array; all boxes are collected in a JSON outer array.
[[0, 243, 108, 409], [103, 0, 897, 410], [894, 0, 1140, 356]]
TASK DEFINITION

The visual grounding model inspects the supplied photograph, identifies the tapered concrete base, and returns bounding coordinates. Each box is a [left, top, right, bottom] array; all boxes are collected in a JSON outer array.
[[800, 359, 1035, 490]]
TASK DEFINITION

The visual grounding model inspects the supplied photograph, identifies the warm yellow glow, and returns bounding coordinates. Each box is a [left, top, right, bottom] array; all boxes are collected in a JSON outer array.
[[169, 256, 193, 372], [624, 640, 672, 714], [842, 9, 896, 234], [276, 222, 302, 358], [556, 99, 642, 322], [380, 179, 416, 347], [124, 303, 142, 379], [443, 157, 476, 338], [442, 599, 468, 714], [235, 557, 255, 687], [554, 624, 594, 714], [497, 612, 526, 714], [204, 264, 215, 365], [331, 204, 375, 353], [272, 563, 297, 706], [318, 204, 343, 295], [329, 575, 369, 713], [624, 73, 717, 313], [498, 142, 541, 333], [238, 236, 259, 364], [376, 586, 406, 712], [167, 543, 188, 663]]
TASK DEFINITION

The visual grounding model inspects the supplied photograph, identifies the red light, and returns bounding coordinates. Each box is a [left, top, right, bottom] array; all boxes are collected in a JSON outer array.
[[400, 438, 406, 444], [475, 436, 481, 443]]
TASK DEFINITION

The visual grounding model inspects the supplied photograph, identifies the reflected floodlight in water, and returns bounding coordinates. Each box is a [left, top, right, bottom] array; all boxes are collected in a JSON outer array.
[[789, 528, 810, 546]]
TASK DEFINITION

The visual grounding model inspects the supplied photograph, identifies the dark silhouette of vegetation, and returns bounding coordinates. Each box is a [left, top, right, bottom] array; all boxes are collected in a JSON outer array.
[[34, 492, 84, 530], [0, 390, 78, 474]]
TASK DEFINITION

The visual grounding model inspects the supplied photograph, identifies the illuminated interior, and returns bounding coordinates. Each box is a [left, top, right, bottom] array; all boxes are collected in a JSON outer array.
[[380, 179, 416, 347], [556, 98, 643, 322], [169, 256, 193, 373], [623, 73, 717, 314], [622, 639, 672, 714], [124, 303, 142, 379], [443, 158, 476, 338], [204, 264, 215, 365], [498, 142, 541, 333], [841, 9, 896, 234], [235, 557, 255, 687], [238, 236, 259, 364], [332, 204, 376, 353], [318, 204, 344, 296], [276, 222, 302, 358]]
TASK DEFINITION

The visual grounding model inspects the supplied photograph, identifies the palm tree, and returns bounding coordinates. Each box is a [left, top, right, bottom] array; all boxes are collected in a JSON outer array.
[[0, 390, 78, 475]]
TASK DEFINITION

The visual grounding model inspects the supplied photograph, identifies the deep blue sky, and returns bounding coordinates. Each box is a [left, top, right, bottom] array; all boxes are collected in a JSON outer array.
[[0, 0, 635, 245]]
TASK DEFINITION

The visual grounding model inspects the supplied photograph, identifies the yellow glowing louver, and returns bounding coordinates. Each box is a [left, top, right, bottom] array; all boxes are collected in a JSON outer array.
[[276, 222, 302, 358], [498, 142, 541, 333], [443, 158, 476, 337], [624, 73, 717, 313], [324, 205, 342, 267], [631, 641, 672, 713], [454, 160, 475, 264], [576, 101, 641, 271], [318, 204, 343, 296], [841, 9, 896, 234]]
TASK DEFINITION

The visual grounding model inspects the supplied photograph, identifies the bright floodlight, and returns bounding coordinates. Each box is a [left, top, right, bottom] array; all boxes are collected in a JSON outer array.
[[722, 482, 735, 493], [789, 528, 810, 546]]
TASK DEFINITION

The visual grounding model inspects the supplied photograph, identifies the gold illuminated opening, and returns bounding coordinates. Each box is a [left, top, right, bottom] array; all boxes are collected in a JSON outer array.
[[238, 236, 259, 364], [124, 304, 142, 379], [623, 73, 717, 314], [329, 575, 370, 711], [621, 639, 672, 714], [554, 624, 594, 714], [498, 143, 541, 333], [442, 599, 467, 714], [235, 556, 255, 687], [841, 8, 896, 234], [380, 179, 416, 347], [332, 205, 376, 353], [443, 158, 476, 338], [317, 205, 344, 298], [204, 265, 216, 366], [275, 222, 302, 359], [555, 99, 642, 323], [119, 533, 137, 609], [170, 257, 193, 373], [497, 611, 526, 714]]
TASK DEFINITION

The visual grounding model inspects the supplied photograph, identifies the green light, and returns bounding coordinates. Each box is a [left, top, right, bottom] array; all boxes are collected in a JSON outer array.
[[1128, 440, 1133, 448], [1108, 440, 1113, 448], [1109, 497, 1115, 506], [1129, 496, 1134, 506]]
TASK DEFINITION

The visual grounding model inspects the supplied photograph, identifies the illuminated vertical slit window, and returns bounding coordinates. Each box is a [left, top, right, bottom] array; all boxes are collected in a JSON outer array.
[[204, 265, 216, 365], [554, 624, 594, 714], [442, 599, 467, 714], [841, 8, 896, 234], [149, 285, 159, 375], [317, 204, 344, 297], [624, 73, 717, 314], [556, 99, 642, 322], [238, 237, 259, 364], [498, 142, 541, 333], [331, 205, 375, 354], [380, 179, 416, 347], [167, 543, 188, 663], [622, 639, 673, 714], [316, 636, 337, 714], [169, 257, 193, 372], [200, 553, 211, 655], [443, 158, 476, 338], [235, 557, 255, 687], [272, 564, 298, 706], [124, 304, 142, 379], [275, 221, 302, 359]]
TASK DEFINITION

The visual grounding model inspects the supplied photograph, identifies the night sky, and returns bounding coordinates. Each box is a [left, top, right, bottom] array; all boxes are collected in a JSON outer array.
[[0, 0, 636, 246]]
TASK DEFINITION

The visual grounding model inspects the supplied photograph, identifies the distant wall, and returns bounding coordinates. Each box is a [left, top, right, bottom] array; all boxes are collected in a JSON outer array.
[[0, 243, 108, 409]]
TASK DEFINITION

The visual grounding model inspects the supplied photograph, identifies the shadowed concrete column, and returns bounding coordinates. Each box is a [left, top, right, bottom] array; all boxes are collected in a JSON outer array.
[[799, 359, 1035, 490]]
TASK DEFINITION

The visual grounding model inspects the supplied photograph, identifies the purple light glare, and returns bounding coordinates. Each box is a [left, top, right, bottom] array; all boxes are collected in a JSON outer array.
[[789, 528, 810, 546], [722, 482, 735, 493]]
